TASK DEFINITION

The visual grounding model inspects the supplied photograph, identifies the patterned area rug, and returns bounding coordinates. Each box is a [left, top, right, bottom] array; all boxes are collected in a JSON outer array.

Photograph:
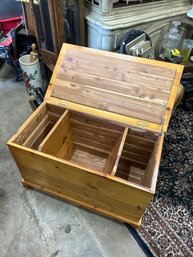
[[127, 84, 193, 257]]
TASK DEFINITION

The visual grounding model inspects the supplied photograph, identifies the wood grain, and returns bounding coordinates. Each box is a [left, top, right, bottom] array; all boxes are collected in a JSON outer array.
[[128, 167, 146, 185], [45, 43, 183, 133], [31, 123, 53, 150], [70, 111, 124, 132], [144, 134, 164, 191], [14, 103, 47, 145], [8, 143, 153, 226], [21, 179, 142, 228], [52, 83, 165, 124], [69, 144, 108, 172], [49, 44, 182, 125], [55, 133, 74, 160], [23, 114, 50, 147], [38, 110, 71, 155], [103, 136, 122, 174], [61, 50, 174, 91], [111, 127, 129, 175]]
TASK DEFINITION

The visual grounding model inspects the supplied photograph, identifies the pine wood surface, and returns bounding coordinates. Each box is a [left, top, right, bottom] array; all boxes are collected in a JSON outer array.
[[8, 142, 153, 227], [21, 179, 142, 228], [144, 134, 164, 191], [38, 110, 70, 154], [9, 102, 162, 189], [45, 43, 183, 133], [7, 102, 164, 227], [111, 127, 129, 175]]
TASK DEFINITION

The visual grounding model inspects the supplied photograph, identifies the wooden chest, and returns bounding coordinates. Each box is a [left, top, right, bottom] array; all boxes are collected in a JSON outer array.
[[7, 44, 183, 228]]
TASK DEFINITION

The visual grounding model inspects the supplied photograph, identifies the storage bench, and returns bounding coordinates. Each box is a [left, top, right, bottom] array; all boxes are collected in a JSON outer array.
[[8, 44, 183, 227]]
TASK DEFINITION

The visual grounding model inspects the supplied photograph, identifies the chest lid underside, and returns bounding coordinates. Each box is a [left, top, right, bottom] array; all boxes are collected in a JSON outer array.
[[45, 43, 183, 133]]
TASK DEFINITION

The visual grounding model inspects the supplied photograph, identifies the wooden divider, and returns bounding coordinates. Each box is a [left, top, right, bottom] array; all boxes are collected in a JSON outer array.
[[36, 107, 162, 186], [107, 127, 129, 175], [38, 110, 71, 155], [143, 134, 164, 190], [14, 103, 67, 151], [111, 128, 161, 186], [55, 133, 74, 159]]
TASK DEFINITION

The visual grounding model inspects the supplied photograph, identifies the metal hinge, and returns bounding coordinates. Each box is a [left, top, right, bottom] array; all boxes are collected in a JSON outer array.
[[59, 101, 68, 108]]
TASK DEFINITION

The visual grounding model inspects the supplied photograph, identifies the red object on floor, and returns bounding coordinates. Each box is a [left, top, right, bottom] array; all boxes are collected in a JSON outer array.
[[0, 16, 22, 35], [0, 35, 12, 46]]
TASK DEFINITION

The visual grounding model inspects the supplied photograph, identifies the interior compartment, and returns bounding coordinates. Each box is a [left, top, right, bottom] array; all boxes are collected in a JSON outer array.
[[38, 109, 126, 173], [14, 103, 66, 150], [114, 128, 160, 187], [14, 102, 161, 187]]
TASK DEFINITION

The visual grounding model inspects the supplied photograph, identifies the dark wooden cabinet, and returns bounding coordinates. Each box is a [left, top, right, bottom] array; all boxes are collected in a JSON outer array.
[[22, 0, 85, 71], [28, 0, 64, 71]]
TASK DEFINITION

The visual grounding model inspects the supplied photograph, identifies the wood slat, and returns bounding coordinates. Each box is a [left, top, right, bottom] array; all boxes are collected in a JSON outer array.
[[82, 86, 164, 123], [70, 111, 124, 132], [50, 45, 179, 125], [121, 149, 149, 164], [13, 103, 66, 148], [103, 136, 122, 174], [111, 127, 129, 175], [125, 134, 155, 150], [72, 128, 118, 146], [70, 144, 108, 172], [121, 148, 151, 164], [71, 119, 122, 139], [46, 103, 66, 116], [74, 137, 112, 153], [45, 44, 183, 133], [14, 103, 48, 145], [128, 167, 146, 185], [115, 159, 146, 182], [120, 155, 148, 166], [123, 143, 152, 154], [52, 84, 165, 124], [31, 123, 53, 150], [58, 69, 170, 102], [117, 158, 146, 170], [144, 134, 164, 191], [129, 128, 158, 141], [62, 49, 175, 87], [23, 114, 50, 147], [47, 111, 61, 123]]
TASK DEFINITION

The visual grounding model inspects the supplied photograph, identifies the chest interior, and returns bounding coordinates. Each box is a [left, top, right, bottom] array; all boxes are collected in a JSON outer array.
[[14, 103, 161, 189]]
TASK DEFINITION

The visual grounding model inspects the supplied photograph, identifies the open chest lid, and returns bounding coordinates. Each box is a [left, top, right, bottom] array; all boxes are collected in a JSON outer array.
[[45, 43, 184, 133]]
